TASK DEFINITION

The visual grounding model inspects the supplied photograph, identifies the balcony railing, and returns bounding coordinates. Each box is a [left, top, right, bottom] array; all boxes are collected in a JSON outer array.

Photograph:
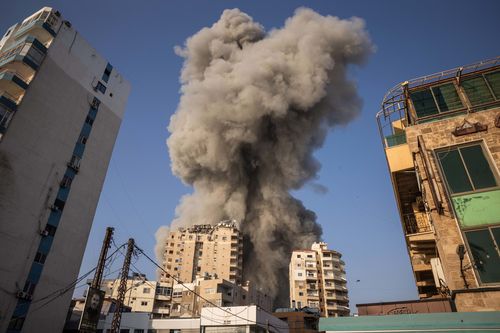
[[403, 213, 432, 235], [385, 132, 407, 147]]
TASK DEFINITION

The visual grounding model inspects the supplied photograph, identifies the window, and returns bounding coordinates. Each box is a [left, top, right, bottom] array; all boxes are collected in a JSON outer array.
[[68, 155, 81, 171], [34, 251, 47, 264], [60, 175, 72, 188], [95, 81, 106, 94], [298, 272, 302, 277], [410, 83, 464, 119], [436, 144, 497, 194], [134, 330, 144, 333], [51, 198, 65, 211], [44, 224, 56, 236], [464, 227, 500, 283], [297, 254, 301, 258], [102, 63, 113, 83], [307, 255, 313, 258], [143, 287, 150, 294], [461, 71, 500, 107], [298, 292, 303, 296], [141, 301, 148, 306]]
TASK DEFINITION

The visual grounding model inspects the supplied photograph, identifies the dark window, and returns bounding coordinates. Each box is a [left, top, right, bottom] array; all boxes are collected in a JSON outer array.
[[23, 281, 36, 294], [68, 155, 81, 171], [52, 198, 65, 211], [437, 144, 497, 194], [79, 135, 87, 144], [410, 83, 463, 119], [485, 71, 500, 98], [465, 227, 500, 283], [34, 251, 47, 264], [102, 63, 113, 83], [44, 224, 57, 236], [462, 76, 495, 106], [85, 116, 94, 126], [95, 81, 106, 94], [60, 175, 72, 188]]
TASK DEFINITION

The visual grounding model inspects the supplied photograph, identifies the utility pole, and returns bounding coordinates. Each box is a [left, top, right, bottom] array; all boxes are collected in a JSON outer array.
[[110, 238, 134, 333], [92, 227, 114, 289], [79, 227, 114, 333]]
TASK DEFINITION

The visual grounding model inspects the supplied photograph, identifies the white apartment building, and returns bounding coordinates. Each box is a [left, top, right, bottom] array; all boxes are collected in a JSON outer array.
[[160, 221, 243, 285], [0, 7, 130, 332], [289, 242, 349, 317]]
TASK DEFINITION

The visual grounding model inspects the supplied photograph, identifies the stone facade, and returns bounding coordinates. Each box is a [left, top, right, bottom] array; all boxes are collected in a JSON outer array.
[[405, 107, 500, 311]]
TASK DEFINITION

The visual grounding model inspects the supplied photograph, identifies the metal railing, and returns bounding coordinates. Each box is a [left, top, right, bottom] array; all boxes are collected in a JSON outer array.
[[376, 56, 500, 148], [403, 213, 432, 235]]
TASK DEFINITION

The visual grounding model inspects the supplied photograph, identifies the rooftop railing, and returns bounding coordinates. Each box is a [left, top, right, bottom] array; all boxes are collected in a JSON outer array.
[[377, 56, 500, 148]]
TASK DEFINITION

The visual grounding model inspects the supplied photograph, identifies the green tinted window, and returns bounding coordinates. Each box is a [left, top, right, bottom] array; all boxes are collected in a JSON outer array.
[[465, 229, 500, 283], [460, 145, 497, 190], [462, 76, 495, 106], [410, 89, 439, 118], [432, 83, 463, 112], [437, 150, 473, 194], [485, 71, 500, 99], [492, 227, 500, 247]]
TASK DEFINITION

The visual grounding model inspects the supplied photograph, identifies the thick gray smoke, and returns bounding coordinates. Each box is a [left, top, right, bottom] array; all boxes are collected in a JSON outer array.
[[161, 7, 372, 305]]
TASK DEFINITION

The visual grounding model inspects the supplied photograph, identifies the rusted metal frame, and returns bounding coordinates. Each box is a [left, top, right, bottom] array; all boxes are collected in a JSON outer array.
[[417, 135, 444, 215]]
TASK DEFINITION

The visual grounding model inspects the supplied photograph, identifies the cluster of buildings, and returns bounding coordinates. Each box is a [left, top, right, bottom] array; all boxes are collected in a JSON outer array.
[[0, 6, 499, 333]]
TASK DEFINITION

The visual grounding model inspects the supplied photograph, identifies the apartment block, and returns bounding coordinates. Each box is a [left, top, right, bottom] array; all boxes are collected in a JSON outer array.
[[289, 242, 349, 317], [0, 8, 130, 332], [377, 57, 500, 311], [100, 274, 172, 318], [160, 221, 243, 285], [170, 276, 273, 317]]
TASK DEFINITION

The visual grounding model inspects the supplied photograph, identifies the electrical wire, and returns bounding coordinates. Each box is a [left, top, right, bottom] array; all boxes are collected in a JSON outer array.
[[133, 244, 288, 331], [29, 243, 127, 313]]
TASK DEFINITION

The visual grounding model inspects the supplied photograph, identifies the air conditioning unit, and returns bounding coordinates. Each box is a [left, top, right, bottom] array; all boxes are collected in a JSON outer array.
[[16, 291, 32, 301]]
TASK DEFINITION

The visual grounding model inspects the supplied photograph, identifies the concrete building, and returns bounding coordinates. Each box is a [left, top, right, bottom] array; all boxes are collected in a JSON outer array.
[[160, 220, 243, 285], [289, 242, 349, 317], [201, 306, 289, 333], [100, 274, 172, 318], [0, 7, 130, 332], [96, 305, 289, 333], [273, 307, 320, 333], [376, 57, 500, 311], [169, 275, 272, 317]]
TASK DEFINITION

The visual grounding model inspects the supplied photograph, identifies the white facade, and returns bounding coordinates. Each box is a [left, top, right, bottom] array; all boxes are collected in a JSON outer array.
[[201, 305, 289, 333], [97, 306, 289, 333], [0, 7, 130, 332]]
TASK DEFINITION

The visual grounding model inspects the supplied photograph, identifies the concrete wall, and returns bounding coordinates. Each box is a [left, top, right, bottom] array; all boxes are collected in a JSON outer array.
[[0, 8, 129, 332]]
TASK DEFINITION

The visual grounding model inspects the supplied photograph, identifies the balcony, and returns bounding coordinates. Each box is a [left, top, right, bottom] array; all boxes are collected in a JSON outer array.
[[0, 69, 28, 101], [403, 213, 432, 235], [0, 37, 46, 81], [385, 132, 407, 147], [14, 8, 59, 47]]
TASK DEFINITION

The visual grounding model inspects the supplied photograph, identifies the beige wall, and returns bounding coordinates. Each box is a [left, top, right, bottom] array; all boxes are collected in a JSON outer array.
[[403, 106, 500, 311], [289, 243, 349, 317], [160, 222, 243, 285]]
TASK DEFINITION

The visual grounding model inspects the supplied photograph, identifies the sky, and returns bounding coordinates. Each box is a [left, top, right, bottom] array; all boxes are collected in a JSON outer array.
[[2, 0, 500, 312]]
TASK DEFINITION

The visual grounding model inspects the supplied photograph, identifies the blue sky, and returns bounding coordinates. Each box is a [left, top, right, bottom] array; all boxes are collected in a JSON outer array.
[[2, 0, 500, 311]]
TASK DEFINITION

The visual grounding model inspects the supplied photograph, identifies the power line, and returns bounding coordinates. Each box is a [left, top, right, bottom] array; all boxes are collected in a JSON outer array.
[[133, 244, 288, 331], [30, 243, 127, 313]]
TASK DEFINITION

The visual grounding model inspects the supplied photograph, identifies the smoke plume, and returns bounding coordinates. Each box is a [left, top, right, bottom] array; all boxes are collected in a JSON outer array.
[[162, 7, 372, 306]]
